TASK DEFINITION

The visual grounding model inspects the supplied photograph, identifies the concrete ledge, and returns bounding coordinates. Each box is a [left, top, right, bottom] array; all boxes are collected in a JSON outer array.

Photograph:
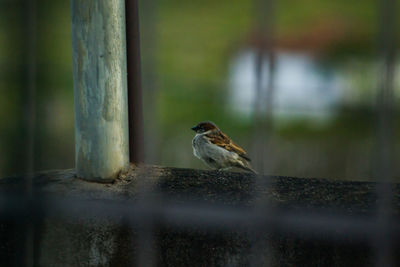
[[1, 165, 399, 266]]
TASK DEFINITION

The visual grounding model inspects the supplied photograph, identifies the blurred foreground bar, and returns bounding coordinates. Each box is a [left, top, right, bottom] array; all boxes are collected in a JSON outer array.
[[71, 0, 130, 182], [1, 165, 400, 266]]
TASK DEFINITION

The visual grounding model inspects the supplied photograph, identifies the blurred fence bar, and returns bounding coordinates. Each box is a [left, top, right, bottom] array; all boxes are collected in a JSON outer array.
[[374, 0, 397, 265], [250, 0, 276, 265], [71, 0, 130, 182], [21, 0, 38, 265], [252, 0, 276, 174]]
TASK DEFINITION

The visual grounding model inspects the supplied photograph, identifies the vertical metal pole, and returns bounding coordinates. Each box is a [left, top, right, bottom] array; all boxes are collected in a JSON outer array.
[[125, 0, 145, 164], [71, 0, 130, 182]]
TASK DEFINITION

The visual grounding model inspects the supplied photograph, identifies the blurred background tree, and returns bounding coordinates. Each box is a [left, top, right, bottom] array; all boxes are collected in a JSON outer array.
[[1, 0, 399, 181]]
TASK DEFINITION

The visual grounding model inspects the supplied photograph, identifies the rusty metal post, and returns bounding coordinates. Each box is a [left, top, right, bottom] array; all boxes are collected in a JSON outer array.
[[71, 0, 130, 182], [125, 0, 145, 163]]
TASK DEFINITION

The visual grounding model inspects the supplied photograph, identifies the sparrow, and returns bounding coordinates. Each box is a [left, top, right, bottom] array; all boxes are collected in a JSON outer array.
[[191, 121, 257, 174]]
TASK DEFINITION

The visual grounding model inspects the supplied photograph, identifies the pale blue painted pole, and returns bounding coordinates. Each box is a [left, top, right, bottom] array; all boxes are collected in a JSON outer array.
[[71, 0, 130, 182]]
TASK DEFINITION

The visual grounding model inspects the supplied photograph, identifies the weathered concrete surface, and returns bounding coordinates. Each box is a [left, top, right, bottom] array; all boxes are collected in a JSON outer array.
[[1, 165, 400, 266], [71, 0, 129, 182]]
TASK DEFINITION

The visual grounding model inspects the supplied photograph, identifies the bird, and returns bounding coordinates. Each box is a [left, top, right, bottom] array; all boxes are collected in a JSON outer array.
[[191, 121, 257, 174]]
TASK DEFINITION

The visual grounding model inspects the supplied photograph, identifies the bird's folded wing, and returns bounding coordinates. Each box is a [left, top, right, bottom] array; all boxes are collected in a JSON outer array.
[[205, 131, 251, 161]]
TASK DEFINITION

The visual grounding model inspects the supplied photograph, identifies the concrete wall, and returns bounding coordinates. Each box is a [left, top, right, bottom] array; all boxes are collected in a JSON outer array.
[[1, 166, 399, 266]]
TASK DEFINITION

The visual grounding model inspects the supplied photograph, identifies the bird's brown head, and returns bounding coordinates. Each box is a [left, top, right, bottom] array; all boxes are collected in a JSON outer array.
[[191, 121, 218, 133]]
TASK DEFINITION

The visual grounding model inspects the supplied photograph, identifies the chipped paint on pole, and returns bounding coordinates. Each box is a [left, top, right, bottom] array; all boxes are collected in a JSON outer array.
[[71, 0, 129, 182]]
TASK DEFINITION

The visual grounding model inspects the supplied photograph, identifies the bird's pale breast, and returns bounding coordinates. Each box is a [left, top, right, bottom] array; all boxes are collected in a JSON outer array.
[[192, 134, 239, 169]]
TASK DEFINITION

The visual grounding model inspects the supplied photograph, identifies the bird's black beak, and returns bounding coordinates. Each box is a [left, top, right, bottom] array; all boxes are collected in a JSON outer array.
[[191, 125, 199, 132]]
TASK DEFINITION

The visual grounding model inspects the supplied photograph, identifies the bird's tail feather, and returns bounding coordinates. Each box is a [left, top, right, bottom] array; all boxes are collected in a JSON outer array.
[[243, 166, 258, 174], [236, 162, 258, 174]]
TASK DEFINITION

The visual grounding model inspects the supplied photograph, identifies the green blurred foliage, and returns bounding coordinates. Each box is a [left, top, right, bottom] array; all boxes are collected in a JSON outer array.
[[0, 0, 399, 181]]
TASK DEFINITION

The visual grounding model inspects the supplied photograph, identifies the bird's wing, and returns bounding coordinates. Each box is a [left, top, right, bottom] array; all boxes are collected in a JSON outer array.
[[205, 131, 251, 161]]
